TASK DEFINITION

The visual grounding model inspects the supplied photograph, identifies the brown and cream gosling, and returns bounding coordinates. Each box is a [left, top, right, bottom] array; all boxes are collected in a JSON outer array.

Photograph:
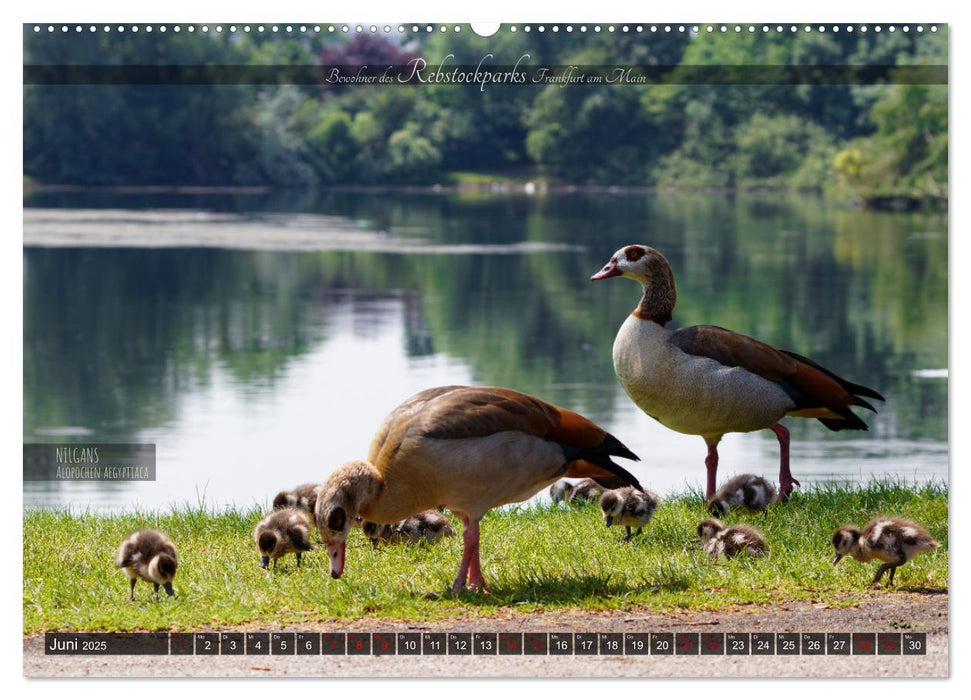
[[273, 483, 322, 514], [599, 487, 660, 542], [697, 518, 767, 560], [549, 478, 605, 504], [362, 510, 456, 548], [832, 518, 939, 586], [549, 480, 571, 503], [568, 478, 606, 503], [707, 474, 777, 516], [255, 508, 314, 569], [115, 529, 178, 601]]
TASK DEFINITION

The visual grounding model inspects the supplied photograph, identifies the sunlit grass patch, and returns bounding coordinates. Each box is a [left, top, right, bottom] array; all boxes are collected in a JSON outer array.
[[23, 480, 947, 633]]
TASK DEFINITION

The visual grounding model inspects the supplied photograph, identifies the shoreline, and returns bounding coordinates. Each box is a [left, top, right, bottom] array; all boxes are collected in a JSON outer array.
[[23, 182, 948, 211]]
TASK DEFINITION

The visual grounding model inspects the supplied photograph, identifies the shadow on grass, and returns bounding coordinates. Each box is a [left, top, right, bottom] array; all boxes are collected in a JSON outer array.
[[448, 570, 693, 605], [893, 585, 948, 595]]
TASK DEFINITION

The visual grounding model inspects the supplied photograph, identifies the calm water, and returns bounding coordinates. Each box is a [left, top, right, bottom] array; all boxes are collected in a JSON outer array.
[[23, 190, 948, 511]]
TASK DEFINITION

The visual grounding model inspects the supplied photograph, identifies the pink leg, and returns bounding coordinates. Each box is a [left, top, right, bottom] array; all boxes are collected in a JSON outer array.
[[466, 519, 488, 593], [770, 423, 800, 501], [452, 517, 483, 595], [704, 441, 720, 500]]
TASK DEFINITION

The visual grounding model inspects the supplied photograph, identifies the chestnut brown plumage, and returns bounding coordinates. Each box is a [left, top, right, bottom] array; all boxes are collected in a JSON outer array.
[[316, 385, 641, 595]]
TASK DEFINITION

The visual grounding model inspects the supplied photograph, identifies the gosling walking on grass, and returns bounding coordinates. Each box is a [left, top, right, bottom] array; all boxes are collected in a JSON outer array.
[[115, 529, 178, 601], [697, 518, 767, 560], [599, 487, 660, 542], [707, 474, 777, 516], [255, 508, 314, 569], [831, 517, 939, 586]]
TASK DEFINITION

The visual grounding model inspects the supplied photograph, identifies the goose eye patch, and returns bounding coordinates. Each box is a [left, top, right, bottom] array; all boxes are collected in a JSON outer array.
[[624, 246, 645, 262]]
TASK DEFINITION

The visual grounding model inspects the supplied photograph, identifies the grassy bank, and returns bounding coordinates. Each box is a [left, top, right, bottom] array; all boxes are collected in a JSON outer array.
[[23, 481, 947, 634]]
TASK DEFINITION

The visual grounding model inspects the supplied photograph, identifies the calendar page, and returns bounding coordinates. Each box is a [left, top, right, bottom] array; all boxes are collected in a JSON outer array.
[[22, 17, 948, 679]]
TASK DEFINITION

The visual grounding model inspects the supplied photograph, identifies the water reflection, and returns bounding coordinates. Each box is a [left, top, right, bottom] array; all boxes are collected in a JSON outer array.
[[23, 190, 948, 510]]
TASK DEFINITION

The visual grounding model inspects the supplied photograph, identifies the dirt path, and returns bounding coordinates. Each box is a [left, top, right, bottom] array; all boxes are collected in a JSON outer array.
[[24, 592, 947, 678]]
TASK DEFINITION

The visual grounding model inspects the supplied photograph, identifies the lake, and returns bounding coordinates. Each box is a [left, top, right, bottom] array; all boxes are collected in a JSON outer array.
[[22, 189, 948, 512]]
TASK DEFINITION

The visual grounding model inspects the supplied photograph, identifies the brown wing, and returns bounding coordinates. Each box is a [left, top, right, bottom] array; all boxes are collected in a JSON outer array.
[[371, 386, 639, 489], [668, 325, 883, 431], [668, 325, 798, 381], [415, 386, 610, 446]]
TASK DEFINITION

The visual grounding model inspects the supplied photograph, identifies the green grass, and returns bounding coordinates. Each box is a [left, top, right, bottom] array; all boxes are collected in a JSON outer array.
[[23, 481, 948, 634]]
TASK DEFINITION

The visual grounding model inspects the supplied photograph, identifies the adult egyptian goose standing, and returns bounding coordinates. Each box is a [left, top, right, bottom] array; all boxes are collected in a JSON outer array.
[[315, 385, 641, 595], [591, 245, 884, 501], [832, 517, 939, 586]]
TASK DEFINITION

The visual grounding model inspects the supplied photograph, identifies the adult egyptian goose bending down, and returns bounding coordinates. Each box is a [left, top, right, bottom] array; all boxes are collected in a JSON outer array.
[[592, 245, 884, 501], [315, 385, 641, 595]]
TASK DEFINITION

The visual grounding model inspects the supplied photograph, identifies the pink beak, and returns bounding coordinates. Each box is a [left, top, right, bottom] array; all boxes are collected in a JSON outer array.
[[591, 260, 621, 281], [326, 541, 346, 579]]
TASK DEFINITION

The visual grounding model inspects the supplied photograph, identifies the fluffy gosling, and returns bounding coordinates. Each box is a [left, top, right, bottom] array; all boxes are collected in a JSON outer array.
[[697, 518, 767, 560], [115, 529, 178, 601], [549, 480, 571, 503], [707, 474, 777, 516], [832, 517, 939, 586], [362, 510, 455, 548], [568, 478, 605, 503], [255, 507, 314, 569], [272, 482, 322, 514], [599, 487, 661, 542]]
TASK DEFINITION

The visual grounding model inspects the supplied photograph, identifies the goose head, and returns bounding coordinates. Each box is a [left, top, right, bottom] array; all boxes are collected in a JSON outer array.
[[831, 526, 861, 565], [315, 460, 384, 579], [592, 245, 677, 325], [591, 245, 669, 285]]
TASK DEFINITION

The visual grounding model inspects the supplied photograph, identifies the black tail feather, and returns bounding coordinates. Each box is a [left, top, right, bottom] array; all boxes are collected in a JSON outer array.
[[586, 454, 643, 491], [560, 431, 642, 491], [599, 431, 640, 463], [781, 350, 886, 402], [819, 411, 870, 432]]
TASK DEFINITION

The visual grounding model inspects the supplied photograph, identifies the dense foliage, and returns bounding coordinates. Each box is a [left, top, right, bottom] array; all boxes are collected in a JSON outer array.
[[24, 27, 947, 203]]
